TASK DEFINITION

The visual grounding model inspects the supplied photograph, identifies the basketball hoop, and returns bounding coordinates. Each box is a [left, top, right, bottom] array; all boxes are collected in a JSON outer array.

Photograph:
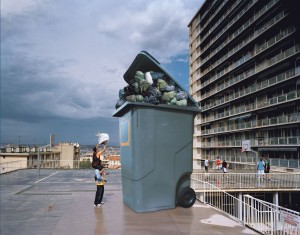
[[242, 140, 251, 152]]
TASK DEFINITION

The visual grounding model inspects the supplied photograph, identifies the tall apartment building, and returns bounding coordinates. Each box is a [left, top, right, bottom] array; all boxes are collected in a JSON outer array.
[[188, 0, 300, 170]]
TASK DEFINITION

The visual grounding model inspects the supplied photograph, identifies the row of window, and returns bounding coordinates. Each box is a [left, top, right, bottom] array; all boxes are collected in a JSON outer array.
[[200, 45, 300, 110], [199, 0, 279, 57], [200, 25, 294, 80]]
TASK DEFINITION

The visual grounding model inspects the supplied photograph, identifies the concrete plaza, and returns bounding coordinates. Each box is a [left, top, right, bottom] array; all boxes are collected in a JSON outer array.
[[0, 169, 257, 235]]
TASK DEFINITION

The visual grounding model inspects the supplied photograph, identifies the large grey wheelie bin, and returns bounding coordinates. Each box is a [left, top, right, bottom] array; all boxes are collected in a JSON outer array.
[[113, 51, 200, 212]]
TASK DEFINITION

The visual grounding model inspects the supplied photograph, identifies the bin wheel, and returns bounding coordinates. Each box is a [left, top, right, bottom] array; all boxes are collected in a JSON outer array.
[[178, 187, 196, 208]]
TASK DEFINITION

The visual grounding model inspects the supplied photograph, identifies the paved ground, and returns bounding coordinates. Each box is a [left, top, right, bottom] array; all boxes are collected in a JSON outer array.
[[0, 169, 258, 235]]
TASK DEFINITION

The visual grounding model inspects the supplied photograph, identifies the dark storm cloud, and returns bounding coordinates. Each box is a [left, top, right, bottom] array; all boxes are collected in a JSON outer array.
[[1, 0, 204, 145], [1, 46, 76, 121]]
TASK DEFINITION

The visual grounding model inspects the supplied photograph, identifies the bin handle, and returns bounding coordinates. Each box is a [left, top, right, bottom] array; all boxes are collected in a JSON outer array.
[[140, 51, 160, 64]]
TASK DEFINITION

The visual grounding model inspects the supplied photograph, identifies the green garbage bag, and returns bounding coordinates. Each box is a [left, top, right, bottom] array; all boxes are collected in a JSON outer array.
[[132, 82, 139, 93], [162, 91, 176, 102], [176, 99, 187, 106], [126, 95, 136, 102], [139, 79, 150, 93], [135, 71, 144, 83], [157, 79, 168, 91], [136, 95, 144, 102], [170, 97, 177, 105]]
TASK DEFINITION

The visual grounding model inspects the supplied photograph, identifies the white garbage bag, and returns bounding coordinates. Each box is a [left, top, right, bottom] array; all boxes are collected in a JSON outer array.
[[96, 133, 109, 145], [145, 72, 153, 85]]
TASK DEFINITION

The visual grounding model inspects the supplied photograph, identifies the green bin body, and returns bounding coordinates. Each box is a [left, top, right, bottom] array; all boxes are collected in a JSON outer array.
[[113, 51, 200, 212]]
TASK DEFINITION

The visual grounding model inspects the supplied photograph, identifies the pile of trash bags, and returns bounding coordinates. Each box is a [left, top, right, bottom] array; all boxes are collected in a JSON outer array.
[[115, 71, 194, 109]]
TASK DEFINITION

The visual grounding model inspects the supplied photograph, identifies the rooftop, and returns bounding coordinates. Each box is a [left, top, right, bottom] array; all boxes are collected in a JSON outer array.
[[0, 169, 258, 235]]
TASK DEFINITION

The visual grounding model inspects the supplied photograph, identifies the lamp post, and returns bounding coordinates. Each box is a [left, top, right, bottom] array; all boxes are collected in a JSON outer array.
[[37, 144, 51, 182]]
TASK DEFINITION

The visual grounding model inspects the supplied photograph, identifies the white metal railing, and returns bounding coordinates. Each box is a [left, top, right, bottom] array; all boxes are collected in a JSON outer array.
[[191, 178, 243, 220], [191, 173, 300, 190], [244, 195, 300, 235], [196, 155, 300, 169], [201, 113, 300, 135], [201, 136, 300, 148], [190, 177, 300, 235]]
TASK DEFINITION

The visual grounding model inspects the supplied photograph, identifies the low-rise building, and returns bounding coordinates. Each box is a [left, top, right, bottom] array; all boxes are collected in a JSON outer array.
[[81, 152, 121, 169], [0, 142, 80, 174]]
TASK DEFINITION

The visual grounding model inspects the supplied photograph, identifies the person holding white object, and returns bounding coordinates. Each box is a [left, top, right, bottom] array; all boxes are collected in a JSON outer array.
[[96, 132, 109, 145]]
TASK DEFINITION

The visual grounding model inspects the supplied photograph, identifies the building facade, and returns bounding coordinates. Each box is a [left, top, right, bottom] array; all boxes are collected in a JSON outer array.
[[188, 0, 300, 170], [0, 142, 80, 173]]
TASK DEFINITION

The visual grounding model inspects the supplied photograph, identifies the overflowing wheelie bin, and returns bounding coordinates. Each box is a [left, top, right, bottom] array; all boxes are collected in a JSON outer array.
[[113, 51, 200, 212]]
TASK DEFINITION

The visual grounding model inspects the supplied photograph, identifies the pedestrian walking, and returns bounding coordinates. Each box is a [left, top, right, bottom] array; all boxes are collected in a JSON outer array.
[[204, 156, 209, 173], [215, 156, 221, 169], [257, 158, 265, 181], [264, 158, 271, 180], [222, 160, 228, 179], [222, 160, 228, 173]]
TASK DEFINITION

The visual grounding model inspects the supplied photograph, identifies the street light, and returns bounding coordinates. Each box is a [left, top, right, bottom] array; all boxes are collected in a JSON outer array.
[[36, 134, 54, 182], [37, 144, 51, 182]]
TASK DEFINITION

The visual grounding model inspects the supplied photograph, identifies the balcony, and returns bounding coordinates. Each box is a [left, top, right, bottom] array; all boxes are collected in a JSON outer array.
[[202, 87, 300, 117], [200, 0, 280, 56], [201, 22, 293, 83], [200, 26, 295, 80], [201, 62, 300, 113], [201, 112, 300, 136], [201, 136, 300, 148], [200, 0, 236, 44], [201, 9, 286, 87], [198, 0, 218, 24]]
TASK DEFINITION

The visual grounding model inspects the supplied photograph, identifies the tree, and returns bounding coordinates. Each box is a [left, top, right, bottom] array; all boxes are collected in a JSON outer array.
[[80, 159, 92, 169]]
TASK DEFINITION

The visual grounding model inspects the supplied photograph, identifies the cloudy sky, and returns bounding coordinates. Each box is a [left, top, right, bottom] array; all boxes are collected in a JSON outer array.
[[1, 0, 203, 146]]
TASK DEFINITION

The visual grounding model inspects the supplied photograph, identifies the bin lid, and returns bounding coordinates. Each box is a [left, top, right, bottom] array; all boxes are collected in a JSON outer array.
[[123, 51, 199, 107], [113, 101, 200, 117]]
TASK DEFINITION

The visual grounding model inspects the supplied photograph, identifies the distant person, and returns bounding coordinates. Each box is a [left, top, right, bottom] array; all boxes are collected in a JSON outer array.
[[204, 157, 209, 173], [215, 156, 221, 170], [264, 158, 270, 180], [222, 160, 228, 178], [257, 158, 265, 181]]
